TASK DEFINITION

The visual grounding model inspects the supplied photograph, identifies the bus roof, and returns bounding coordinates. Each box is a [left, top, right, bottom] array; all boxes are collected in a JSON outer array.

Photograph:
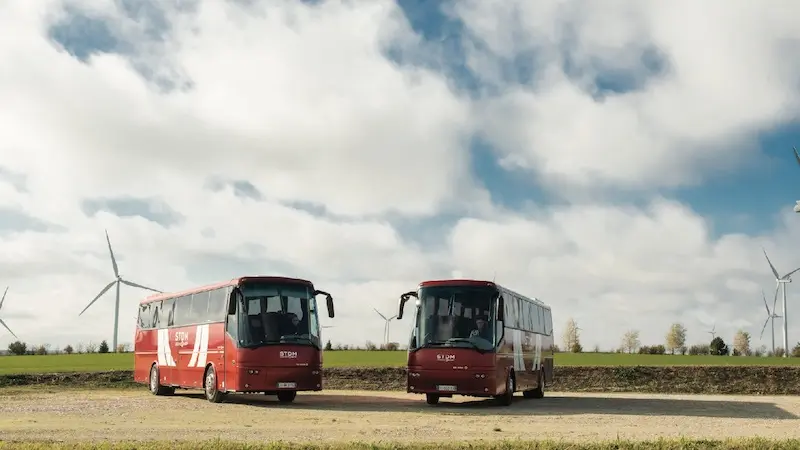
[[417, 278, 550, 309], [140, 276, 314, 304]]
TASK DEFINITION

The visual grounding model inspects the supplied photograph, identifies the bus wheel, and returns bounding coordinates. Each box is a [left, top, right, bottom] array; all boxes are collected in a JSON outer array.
[[425, 394, 440, 405], [203, 365, 226, 403], [149, 364, 173, 396], [277, 390, 297, 403], [523, 371, 544, 399], [496, 372, 514, 406]]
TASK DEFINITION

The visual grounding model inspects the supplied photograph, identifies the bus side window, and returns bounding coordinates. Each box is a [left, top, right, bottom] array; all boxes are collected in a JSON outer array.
[[225, 287, 239, 343], [151, 302, 160, 328], [160, 298, 174, 328]]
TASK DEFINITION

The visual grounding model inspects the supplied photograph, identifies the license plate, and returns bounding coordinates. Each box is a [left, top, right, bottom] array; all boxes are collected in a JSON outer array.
[[437, 384, 457, 392], [277, 382, 297, 389]]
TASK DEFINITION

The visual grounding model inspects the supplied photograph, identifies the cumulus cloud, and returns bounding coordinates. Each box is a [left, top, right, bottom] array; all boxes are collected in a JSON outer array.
[[455, 0, 800, 194], [448, 198, 800, 349], [1, 0, 800, 356]]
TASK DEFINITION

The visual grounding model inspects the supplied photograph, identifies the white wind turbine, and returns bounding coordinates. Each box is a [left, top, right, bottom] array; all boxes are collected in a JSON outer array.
[[762, 248, 800, 358], [707, 324, 716, 340], [760, 288, 782, 355], [374, 308, 397, 346], [0, 287, 18, 339], [78, 230, 162, 352]]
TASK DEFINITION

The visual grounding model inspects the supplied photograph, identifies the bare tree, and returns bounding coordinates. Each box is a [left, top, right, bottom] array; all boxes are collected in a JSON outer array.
[[733, 330, 751, 356], [621, 329, 641, 354], [665, 323, 687, 354], [562, 318, 580, 352]]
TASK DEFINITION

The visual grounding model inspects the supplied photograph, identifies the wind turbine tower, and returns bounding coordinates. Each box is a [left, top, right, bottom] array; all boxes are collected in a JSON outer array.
[[374, 308, 397, 346], [79, 230, 162, 352], [760, 288, 782, 355], [0, 287, 18, 339], [763, 249, 800, 358]]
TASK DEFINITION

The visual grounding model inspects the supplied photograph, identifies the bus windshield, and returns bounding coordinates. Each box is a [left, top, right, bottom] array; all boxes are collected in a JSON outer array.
[[412, 285, 498, 352], [238, 281, 321, 349]]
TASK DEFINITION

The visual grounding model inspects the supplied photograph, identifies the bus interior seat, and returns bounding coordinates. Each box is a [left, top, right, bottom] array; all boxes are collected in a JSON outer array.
[[435, 315, 456, 341], [248, 314, 264, 341], [262, 312, 281, 341]]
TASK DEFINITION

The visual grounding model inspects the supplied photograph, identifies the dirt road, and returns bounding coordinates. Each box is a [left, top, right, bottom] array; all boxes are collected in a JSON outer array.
[[0, 388, 798, 443]]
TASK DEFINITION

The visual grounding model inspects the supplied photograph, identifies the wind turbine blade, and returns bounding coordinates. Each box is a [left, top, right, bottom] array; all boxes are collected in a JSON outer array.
[[784, 266, 800, 279], [105, 229, 119, 278], [762, 289, 771, 314], [773, 284, 781, 313], [0, 286, 7, 310], [389, 314, 398, 320], [760, 316, 770, 339], [373, 308, 387, 320], [79, 280, 116, 316], [794, 146, 800, 166], [763, 248, 780, 279], [120, 279, 161, 293], [0, 318, 18, 339]]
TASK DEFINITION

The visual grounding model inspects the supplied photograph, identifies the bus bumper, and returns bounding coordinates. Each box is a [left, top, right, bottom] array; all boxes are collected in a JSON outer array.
[[406, 368, 500, 397], [237, 366, 323, 392]]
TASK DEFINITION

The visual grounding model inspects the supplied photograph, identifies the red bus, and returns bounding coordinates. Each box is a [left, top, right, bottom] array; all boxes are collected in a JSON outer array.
[[133, 276, 335, 403], [397, 279, 554, 406]]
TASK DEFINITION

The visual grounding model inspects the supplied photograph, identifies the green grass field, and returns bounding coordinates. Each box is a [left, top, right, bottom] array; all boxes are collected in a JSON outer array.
[[1, 350, 799, 375]]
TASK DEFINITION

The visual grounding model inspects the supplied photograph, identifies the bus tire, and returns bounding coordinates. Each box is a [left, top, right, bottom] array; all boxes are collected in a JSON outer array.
[[496, 371, 514, 406], [523, 370, 544, 399], [425, 393, 440, 405], [149, 364, 174, 396], [203, 365, 226, 403], [277, 390, 297, 403]]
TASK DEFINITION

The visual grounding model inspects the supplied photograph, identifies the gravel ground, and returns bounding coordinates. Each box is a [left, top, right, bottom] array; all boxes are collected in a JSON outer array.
[[0, 388, 798, 443]]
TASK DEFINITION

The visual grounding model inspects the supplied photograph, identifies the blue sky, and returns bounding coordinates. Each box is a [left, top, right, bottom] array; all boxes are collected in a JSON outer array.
[[3, 0, 800, 353]]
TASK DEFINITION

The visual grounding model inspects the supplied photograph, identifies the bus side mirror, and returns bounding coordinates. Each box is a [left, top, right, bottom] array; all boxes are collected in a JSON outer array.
[[314, 290, 335, 318], [397, 290, 418, 320], [326, 295, 334, 318], [228, 289, 239, 315]]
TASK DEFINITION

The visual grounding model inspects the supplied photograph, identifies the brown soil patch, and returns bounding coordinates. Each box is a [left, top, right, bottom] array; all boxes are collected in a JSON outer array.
[[1, 366, 799, 395]]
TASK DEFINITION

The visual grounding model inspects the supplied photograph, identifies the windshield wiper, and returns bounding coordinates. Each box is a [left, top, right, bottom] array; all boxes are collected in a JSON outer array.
[[421, 340, 448, 348], [280, 334, 320, 349], [241, 339, 281, 348], [444, 338, 487, 353], [281, 337, 310, 344]]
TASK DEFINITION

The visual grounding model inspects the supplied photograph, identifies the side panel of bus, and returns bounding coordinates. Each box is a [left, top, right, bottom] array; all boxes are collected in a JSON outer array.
[[172, 322, 226, 389], [133, 328, 157, 384], [498, 288, 553, 392]]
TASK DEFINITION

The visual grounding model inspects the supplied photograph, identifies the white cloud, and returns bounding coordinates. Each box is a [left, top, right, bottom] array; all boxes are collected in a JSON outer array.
[[448, 198, 800, 350], [1, 0, 800, 357], [455, 0, 800, 193], [1, 0, 486, 219]]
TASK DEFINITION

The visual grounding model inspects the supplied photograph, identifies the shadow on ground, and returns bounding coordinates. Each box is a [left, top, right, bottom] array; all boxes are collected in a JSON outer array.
[[174, 392, 797, 420]]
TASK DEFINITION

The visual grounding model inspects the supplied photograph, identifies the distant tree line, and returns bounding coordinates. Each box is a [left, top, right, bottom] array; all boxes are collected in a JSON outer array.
[[4, 340, 130, 356], [323, 340, 402, 351], [559, 317, 800, 357]]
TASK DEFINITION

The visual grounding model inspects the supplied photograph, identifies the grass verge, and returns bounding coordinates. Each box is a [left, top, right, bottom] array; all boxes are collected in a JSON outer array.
[[1, 438, 800, 449], [3, 365, 800, 394], [3, 351, 800, 375]]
